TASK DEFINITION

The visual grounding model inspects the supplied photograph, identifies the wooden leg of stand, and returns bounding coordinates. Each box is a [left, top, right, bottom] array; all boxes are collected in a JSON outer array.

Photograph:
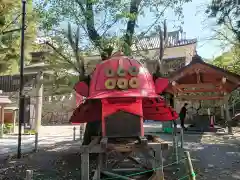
[[93, 153, 103, 180], [81, 152, 89, 180], [155, 144, 164, 180]]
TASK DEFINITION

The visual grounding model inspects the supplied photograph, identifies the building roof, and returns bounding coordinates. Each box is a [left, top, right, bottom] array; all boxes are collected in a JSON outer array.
[[132, 37, 197, 51], [0, 73, 37, 92], [0, 95, 12, 104], [37, 29, 197, 57], [169, 54, 240, 82], [167, 54, 240, 93]]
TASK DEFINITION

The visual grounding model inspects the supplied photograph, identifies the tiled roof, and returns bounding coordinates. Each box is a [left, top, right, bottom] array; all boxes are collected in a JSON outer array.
[[0, 96, 12, 104], [132, 37, 197, 51], [36, 31, 197, 57], [0, 73, 37, 92]]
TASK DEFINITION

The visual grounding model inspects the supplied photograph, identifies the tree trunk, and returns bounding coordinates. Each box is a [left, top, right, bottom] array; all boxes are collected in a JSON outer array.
[[81, 0, 140, 145]]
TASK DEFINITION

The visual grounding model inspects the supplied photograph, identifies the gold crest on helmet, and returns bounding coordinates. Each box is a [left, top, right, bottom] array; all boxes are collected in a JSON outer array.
[[129, 77, 139, 88], [117, 66, 127, 77], [117, 78, 128, 89], [128, 66, 139, 76], [105, 78, 117, 89], [105, 67, 115, 77]]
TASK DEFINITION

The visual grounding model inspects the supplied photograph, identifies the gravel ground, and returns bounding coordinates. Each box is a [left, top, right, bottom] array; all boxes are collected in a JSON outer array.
[[0, 129, 240, 180], [160, 128, 240, 180], [0, 140, 83, 180], [188, 135, 240, 180]]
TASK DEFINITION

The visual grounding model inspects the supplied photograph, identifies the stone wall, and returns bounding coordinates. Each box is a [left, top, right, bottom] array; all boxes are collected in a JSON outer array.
[[34, 93, 76, 125], [4, 90, 76, 126]]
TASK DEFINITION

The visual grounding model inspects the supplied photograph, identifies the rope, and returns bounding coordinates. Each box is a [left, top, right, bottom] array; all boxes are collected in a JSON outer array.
[[177, 175, 189, 180], [178, 172, 196, 180], [101, 158, 190, 180]]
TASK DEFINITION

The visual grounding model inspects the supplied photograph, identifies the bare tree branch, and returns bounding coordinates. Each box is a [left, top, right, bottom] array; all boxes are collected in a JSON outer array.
[[66, 23, 85, 76], [211, 29, 239, 46], [155, 20, 168, 77], [101, 19, 118, 37], [74, 0, 114, 60], [137, 4, 170, 39], [74, 0, 85, 13], [45, 41, 81, 74], [124, 0, 142, 48]]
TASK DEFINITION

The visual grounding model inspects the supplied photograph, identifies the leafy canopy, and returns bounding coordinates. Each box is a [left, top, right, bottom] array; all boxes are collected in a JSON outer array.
[[206, 0, 240, 43], [210, 45, 240, 75], [34, 0, 192, 94], [0, 0, 37, 74], [35, 0, 192, 58]]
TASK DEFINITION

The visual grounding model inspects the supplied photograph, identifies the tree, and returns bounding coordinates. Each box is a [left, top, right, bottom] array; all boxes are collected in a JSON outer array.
[[210, 45, 240, 110], [35, 0, 192, 145], [206, 0, 240, 43], [36, 24, 86, 95], [0, 0, 37, 74], [210, 45, 240, 74], [35, 0, 191, 59]]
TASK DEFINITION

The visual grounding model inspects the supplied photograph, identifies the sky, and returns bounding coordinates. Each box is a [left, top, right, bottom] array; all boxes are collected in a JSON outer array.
[[135, 0, 230, 60], [174, 0, 228, 59], [56, 0, 230, 60]]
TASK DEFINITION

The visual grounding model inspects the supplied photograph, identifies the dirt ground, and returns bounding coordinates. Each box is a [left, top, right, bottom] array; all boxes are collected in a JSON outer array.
[[0, 131, 240, 180], [161, 128, 240, 180], [0, 140, 83, 180]]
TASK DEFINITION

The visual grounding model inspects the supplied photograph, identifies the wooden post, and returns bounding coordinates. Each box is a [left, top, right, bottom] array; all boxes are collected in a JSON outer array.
[[184, 151, 196, 180], [73, 127, 76, 141], [26, 170, 33, 180], [224, 94, 233, 134], [0, 106, 4, 138], [172, 121, 178, 164], [232, 100, 235, 117], [34, 71, 44, 152], [12, 110, 17, 133], [81, 150, 89, 180], [220, 103, 224, 119], [93, 153, 103, 180], [80, 124, 84, 140], [180, 128, 184, 148], [154, 144, 164, 180]]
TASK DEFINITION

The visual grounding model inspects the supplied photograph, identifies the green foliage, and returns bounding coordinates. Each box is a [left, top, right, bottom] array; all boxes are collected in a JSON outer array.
[[35, 0, 192, 58], [42, 71, 79, 95], [210, 44, 240, 106], [211, 51, 233, 69], [34, 0, 192, 95], [206, 0, 240, 43], [210, 45, 240, 74], [24, 129, 36, 135], [37, 23, 85, 95], [0, 0, 37, 74], [3, 123, 13, 134]]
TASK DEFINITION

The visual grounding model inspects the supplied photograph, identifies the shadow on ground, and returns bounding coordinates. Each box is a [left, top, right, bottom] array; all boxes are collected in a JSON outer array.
[[0, 140, 84, 180], [1, 133, 240, 180], [160, 133, 240, 180]]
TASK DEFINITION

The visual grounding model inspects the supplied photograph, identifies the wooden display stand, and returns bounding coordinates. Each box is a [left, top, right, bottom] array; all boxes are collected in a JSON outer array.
[[80, 135, 168, 180]]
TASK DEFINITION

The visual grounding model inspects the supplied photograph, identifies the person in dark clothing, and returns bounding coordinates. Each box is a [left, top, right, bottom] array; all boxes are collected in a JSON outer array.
[[179, 103, 188, 130]]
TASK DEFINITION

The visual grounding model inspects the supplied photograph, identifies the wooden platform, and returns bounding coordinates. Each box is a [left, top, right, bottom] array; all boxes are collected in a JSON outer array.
[[80, 135, 169, 180]]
